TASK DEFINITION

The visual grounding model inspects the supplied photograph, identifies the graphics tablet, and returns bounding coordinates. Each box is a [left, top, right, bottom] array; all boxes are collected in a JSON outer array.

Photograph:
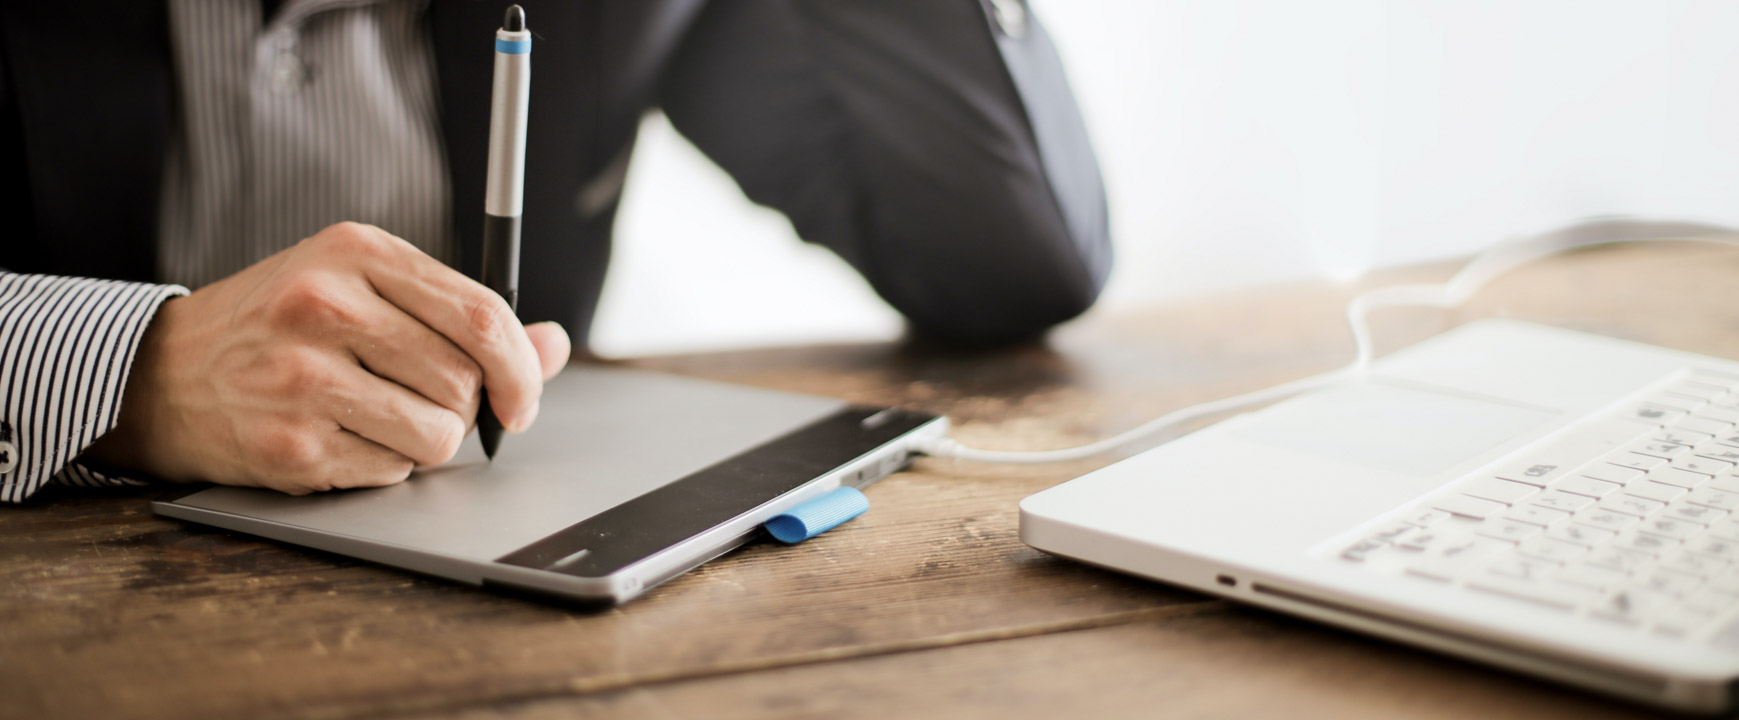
[[154, 365, 946, 606]]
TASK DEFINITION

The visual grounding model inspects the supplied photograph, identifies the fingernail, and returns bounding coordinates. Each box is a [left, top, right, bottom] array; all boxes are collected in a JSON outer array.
[[510, 401, 539, 433]]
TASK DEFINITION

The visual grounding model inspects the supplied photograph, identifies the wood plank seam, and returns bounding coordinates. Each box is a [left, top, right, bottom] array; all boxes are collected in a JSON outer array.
[[347, 601, 1232, 720]]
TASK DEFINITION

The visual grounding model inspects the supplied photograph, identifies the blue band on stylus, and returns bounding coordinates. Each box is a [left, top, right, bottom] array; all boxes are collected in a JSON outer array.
[[764, 486, 869, 544], [496, 38, 530, 54]]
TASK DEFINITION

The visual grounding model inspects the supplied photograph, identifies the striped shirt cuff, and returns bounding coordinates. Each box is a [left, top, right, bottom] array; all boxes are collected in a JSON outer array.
[[0, 272, 189, 503]]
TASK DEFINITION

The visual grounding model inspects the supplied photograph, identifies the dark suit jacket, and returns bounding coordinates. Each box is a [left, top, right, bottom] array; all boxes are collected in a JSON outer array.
[[0, 0, 701, 337]]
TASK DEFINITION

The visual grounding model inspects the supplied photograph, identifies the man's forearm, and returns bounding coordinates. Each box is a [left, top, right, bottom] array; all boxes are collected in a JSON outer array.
[[0, 272, 187, 502]]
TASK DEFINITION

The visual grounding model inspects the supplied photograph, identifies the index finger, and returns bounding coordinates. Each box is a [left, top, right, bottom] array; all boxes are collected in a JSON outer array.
[[344, 224, 544, 431]]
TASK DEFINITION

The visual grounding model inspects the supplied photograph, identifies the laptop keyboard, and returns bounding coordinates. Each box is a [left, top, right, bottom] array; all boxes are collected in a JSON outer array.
[[1336, 369, 1739, 641]]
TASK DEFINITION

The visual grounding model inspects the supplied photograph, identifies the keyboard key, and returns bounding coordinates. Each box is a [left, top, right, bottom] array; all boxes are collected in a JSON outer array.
[[1676, 417, 1734, 436], [1710, 518, 1739, 542], [1654, 607, 1718, 638], [1556, 563, 1629, 590], [1707, 474, 1739, 494], [1493, 463, 1567, 487], [1617, 404, 1688, 427], [1406, 538, 1506, 581], [1489, 555, 1562, 578], [1591, 588, 1677, 624], [1579, 464, 1644, 485], [1685, 536, 1739, 560], [1656, 429, 1713, 447], [1574, 508, 1640, 533], [1606, 453, 1667, 473], [1634, 516, 1701, 541], [1694, 444, 1739, 464], [1585, 546, 1652, 573], [1638, 568, 1702, 597], [1683, 586, 1739, 613], [1647, 394, 1706, 412], [1344, 525, 1420, 562], [1600, 495, 1665, 518], [1713, 614, 1739, 650], [1709, 570, 1739, 595], [1402, 509, 1450, 527], [1662, 502, 1725, 525], [1669, 455, 1732, 477], [1552, 475, 1623, 499], [1395, 527, 1467, 553], [1341, 538, 1388, 562], [1622, 480, 1687, 504], [1476, 519, 1544, 543], [1699, 405, 1739, 424], [1627, 439, 1691, 460], [1547, 522, 1615, 547], [1505, 504, 1569, 527], [1649, 468, 1711, 489], [1685, 487, 1739, 512], [1431, 494, 1506, 520], [1660, 551, 1729, 578], [1516, 536, 1585, 563], [1612, 530, 1677, 556], [1528, 490, 1593, 513], [1468, 575, 1598, 610], [1462, 477, 1539, 505]]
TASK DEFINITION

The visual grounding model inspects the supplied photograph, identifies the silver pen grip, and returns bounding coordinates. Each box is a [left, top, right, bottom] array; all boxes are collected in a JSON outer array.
[[484, 26, 531, 219]]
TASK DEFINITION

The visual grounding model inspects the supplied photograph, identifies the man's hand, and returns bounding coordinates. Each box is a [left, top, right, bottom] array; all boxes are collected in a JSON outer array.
[[86, 223, 571, 494]]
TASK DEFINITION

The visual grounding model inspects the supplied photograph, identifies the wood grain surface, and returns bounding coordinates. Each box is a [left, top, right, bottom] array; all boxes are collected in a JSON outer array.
[[3, 242, 1735, 720]]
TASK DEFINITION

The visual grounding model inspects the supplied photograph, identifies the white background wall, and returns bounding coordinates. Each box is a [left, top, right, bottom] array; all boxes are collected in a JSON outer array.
[[590, 1, 1739, 357]]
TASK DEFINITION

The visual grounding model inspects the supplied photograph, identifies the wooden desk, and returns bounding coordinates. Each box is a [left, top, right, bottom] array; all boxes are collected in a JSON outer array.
[[5, 243, 1734, 720]]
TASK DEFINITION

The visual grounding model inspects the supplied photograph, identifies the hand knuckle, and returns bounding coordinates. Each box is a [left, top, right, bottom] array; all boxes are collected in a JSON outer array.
[[268, 273, 357, 331], [328, 220, 372, 241], [442, 355, 484, 406], [263, 349, 330, 399], [299, 474, 338, 494], [342, 457, 414, 489], [465, 294, 513, 354], [252, 426, 322, 477], [426, 410, 467, 464], [388, 459, 415, 485], [309, 222, 386, 258]]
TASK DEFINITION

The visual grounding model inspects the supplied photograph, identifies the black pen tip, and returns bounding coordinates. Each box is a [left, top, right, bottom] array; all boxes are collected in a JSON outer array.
[[504, 5, 525, 32], [478, 391, 505, 460]]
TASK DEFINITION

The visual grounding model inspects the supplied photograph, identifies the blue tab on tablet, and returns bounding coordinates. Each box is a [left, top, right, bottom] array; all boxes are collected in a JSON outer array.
[[764, 486, 869, 544]]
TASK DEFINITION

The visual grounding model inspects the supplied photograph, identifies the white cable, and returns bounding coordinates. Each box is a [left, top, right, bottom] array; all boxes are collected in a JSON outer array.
[[917, 218, 1739, 464]]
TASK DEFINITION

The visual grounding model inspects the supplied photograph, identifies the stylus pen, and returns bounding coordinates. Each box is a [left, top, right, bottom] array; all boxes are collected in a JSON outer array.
[[477, 4, 531, 459]]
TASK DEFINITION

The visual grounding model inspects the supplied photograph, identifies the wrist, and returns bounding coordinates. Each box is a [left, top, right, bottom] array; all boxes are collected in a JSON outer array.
[[82, 298, 185, 480]]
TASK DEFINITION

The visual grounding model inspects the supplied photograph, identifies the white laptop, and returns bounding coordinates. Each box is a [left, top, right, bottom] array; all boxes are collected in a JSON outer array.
[[1022, 319, 1739, 713]]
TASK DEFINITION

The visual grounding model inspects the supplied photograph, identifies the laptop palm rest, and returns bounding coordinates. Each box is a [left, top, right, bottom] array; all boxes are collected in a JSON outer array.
[[1234, 379, 1560, 489]]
